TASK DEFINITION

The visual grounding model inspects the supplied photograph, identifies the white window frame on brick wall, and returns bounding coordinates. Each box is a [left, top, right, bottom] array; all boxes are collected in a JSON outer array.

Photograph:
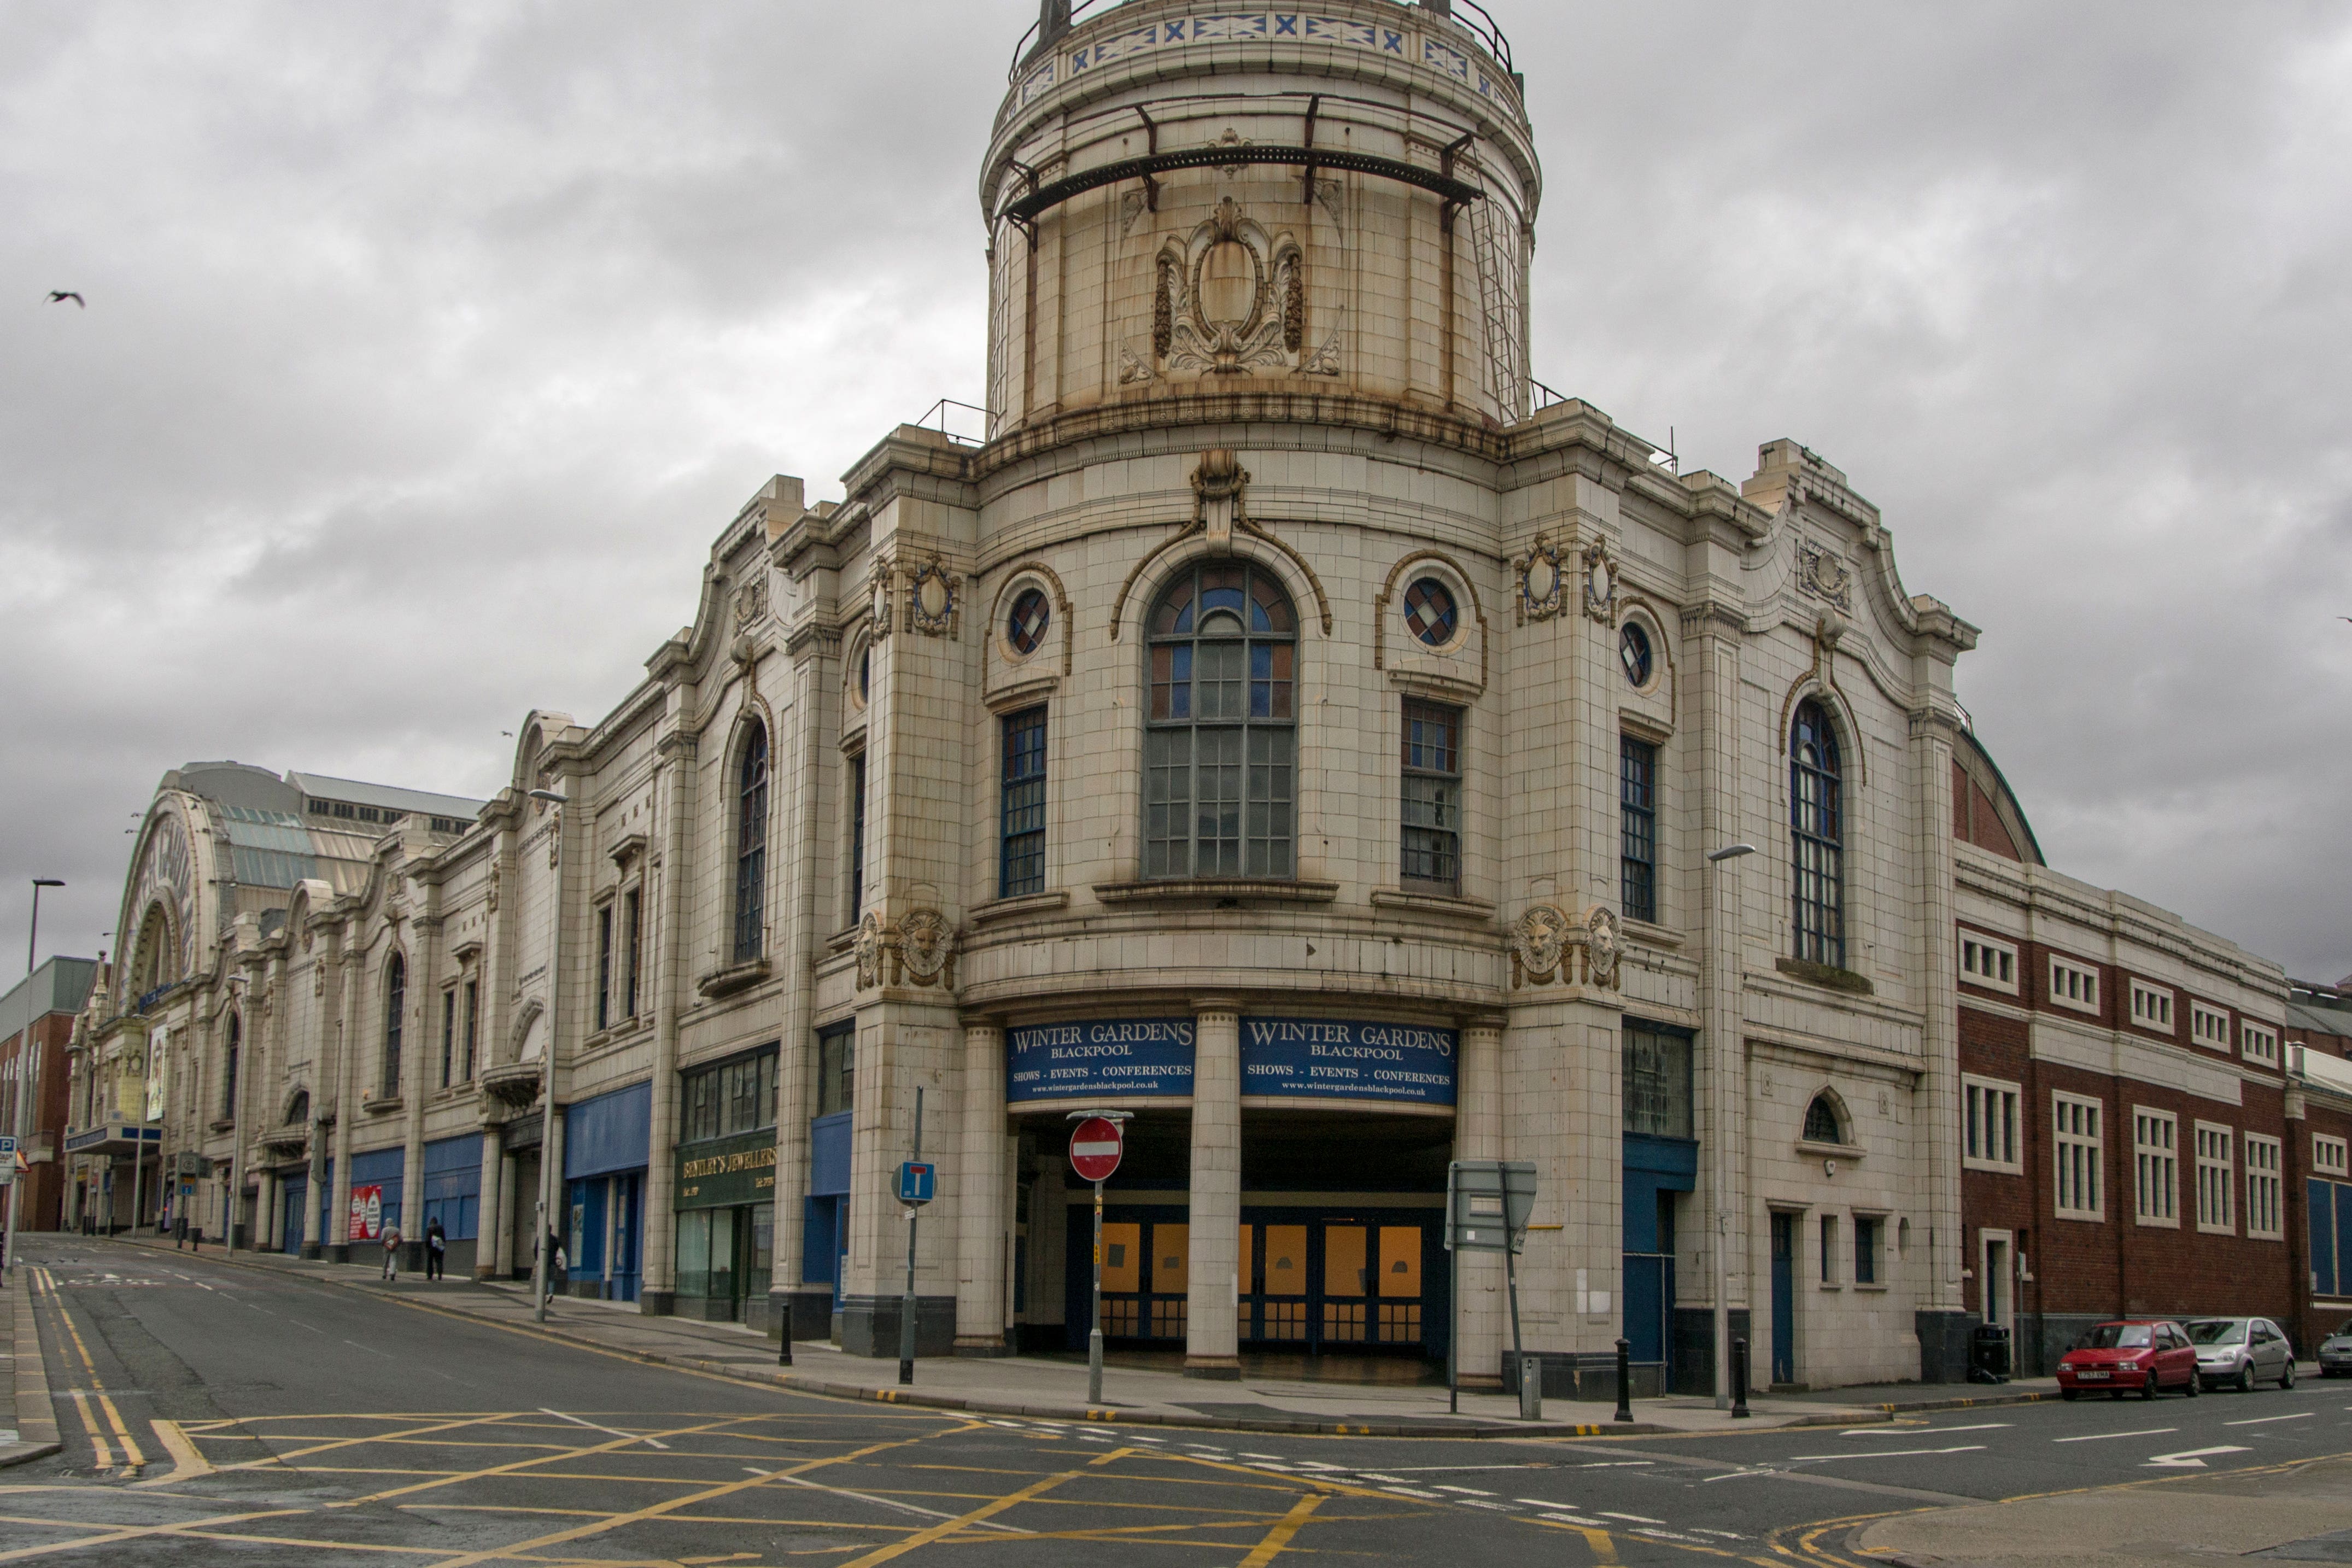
[[2316, 1132, 2351, 1178], [2189, 1001, 2231, 1051], [2244, 1133, 2282, 1240], [2129, 979, 2175, 1031], [2133, 1107, 2179, 1227], [2049, 955, 2101, 1015], [2240, 1022, 2278, 1066], [1959, 932, 2018, 994], [2052, 1092, 2104, 1220], [2194, 1121, 2234, 1234], [1963, 1074, 2022, 1173]]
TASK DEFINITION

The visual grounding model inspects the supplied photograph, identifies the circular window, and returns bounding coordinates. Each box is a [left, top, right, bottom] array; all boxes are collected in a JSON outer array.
[[1007, 587, 1051, 657], [1402, 578, 1459, 647], [1619, 621, 1653, 687]]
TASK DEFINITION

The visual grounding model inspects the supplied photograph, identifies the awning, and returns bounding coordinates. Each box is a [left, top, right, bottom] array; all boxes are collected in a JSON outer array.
[[62, 1122, 161, 1159]]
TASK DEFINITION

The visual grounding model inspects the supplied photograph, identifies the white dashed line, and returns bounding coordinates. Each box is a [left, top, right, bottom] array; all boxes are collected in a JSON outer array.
[[1435, 1485, 1495, 1495], [1598, 1511, 1664, 1523], [2225, 1412, 2314, 1426], [2053, 1427, 2174, 1443]]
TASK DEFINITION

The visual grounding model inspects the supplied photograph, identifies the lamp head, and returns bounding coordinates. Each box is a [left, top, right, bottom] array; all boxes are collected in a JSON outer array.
[[526, 789, 567, 805], [1706, 844, 1757, 863]]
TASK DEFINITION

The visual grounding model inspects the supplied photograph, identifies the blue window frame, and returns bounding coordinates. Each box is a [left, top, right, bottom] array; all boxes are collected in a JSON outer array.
[[1000, 707, 1048, 898], [1789, 699, 1844, 967], [1620, 734, 1657, 923]]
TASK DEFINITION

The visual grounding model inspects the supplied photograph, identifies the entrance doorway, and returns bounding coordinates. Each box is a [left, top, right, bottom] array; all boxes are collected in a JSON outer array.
[[1980, 1230, 2011, 1329], [1238, 1213, 1430, 1353], [677, 1202, 774, 1321], [1770, 1211, 1798, 1384], [282, 1176, 306, 1253]]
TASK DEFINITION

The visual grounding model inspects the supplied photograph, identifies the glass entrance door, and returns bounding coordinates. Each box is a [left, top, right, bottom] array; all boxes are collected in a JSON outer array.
[[1239, 1215, 1430, 1353]]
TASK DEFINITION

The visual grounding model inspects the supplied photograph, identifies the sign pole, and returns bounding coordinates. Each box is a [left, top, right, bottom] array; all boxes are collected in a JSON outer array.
[[1089, 1177, 1104, 1406], [899, 1087, 923, 1386], [1447, 1239, 1459, 1415]]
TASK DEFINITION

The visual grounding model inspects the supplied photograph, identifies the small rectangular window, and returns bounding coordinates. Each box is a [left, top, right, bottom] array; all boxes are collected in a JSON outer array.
[[1400, 701, 1462, 890], [2194, 1121, 2233, 1233], [440, 991, 456, 1089], [816, 1023, 855, 1119], [2190, 1001, 2231, 1050], [2134, 1107, 2178, 1226], [1959, 932, 2018, 994], [623, 890, 642, 1020], [595, 905, 614, 1032], [2129, 979, 2175, 1032], [2316, 1133, 2350, 1177], [1854, 1215, 1881, 1285], [1619, 735, 1658, 924], [1622, 1021, 1693, 1139], [1000, 707, 1048, 898], [2053, 1092, 2104, 1219], [463, 980, 478, 1081], [1962, 1074, 2022, 1172], [1819, 1213, 1840, 1284], [2240, 1022, 2278, 1066], [2049, 956, 2101, 1015]]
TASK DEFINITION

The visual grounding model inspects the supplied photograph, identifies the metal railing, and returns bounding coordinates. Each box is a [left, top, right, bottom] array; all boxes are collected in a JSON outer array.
[[911, 399, 994, 447], [1010, 0, 1513, 83]]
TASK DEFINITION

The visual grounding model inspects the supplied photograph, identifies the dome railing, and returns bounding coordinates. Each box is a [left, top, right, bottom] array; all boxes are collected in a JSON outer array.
[[1009, 0, 1513, 84]]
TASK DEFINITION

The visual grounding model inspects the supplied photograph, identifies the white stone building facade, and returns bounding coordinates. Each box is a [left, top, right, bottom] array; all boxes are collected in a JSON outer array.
[[69, 0, 2023, 1393]]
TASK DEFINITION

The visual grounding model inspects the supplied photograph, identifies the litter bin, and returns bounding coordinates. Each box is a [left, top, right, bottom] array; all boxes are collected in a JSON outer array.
[[1969, 1323, 2011, 1384], [1518, 1355, 1544, 1420]]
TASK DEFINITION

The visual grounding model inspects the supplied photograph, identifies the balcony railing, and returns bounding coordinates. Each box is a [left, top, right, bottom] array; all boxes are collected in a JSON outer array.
[[1010, 0, 1512, 83]]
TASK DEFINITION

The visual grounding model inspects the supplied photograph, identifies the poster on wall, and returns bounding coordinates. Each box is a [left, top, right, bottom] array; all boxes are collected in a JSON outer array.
[[349, 1184, 384, 1242], [144, 1026, 168, 1123], [1240, 1017, 1458, 1105], [1005, 1018, 1196, 1103]]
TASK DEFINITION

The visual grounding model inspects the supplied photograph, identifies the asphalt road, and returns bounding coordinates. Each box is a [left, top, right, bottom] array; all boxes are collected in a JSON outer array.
[[4, 1233, 2349, 1567]]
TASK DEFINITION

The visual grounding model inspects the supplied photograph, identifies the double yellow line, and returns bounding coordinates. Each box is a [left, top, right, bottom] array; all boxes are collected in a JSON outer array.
[[33, 1267, 146, 1474]]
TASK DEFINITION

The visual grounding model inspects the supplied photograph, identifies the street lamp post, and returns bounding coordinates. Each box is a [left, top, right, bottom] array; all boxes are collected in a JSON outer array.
[[1703, 844, 1754, 1412], [526, 790, 567, 1325], [6, 880, 65, 1282]]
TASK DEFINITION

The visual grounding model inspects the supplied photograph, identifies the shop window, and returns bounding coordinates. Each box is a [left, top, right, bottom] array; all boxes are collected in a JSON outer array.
[[734, 723, 769, 962], [2053, 1093, 2103, 1219], [2134, 1107, 2178, 1226], [682, 1047, 779, 1144], [1620, 734, 1657, 923], [1400, 700, 1461, 891], [1000, 707, 1047, 898], [1622, 1021, 1692, 1139], [815, 1024, 855, 1120], [1143, 561, 1297, 879], [1789, 699, 1844, 968]]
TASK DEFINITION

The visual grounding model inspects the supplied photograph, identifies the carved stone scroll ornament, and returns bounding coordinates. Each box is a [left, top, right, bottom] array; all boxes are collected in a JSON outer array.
[[1508, 902, 1571, 990], [868, 551, 895, 641], [1117, 342, 1154, 385], [905, 555, 961, 639], [1155, 199, 1302, 378], [1796, 539, 1853, 613], [853, 912, 882, 991], [733, 575, 770, 635], [1511, 533, 1566, 625], [1192, 447, 1249, 553], [1582, 540, 1619, 623], [1581, 904, 1621, 990], [889, 907, 960, 991]]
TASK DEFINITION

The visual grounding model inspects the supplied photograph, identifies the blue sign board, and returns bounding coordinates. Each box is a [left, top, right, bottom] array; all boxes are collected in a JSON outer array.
[[1240, 1017, 1458, 1106], [1005, 1018, 1196, 1104], [896, 1160, 935, 1206]]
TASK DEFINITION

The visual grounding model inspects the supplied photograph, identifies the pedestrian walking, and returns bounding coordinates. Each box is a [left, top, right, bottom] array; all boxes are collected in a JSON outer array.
[[381, 1220, 403, 1282], [542, 1228, 566, 1304], [425, 1216, 446, 1282]]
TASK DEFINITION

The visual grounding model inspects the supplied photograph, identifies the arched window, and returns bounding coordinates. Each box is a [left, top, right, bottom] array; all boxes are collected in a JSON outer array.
[[1803, 1093, 1844, 1145], [1789, 698, 1845, 968], [223, 1013, 241, 1121], [1144, 562, 1297, 879], [381, 953, 405, 1097], [734, 722, 769, 962], [285, 1089, 309, 1127]]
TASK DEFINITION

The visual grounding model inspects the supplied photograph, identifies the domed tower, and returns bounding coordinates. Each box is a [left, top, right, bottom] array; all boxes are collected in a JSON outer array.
[[982, 0, 1538, 434]]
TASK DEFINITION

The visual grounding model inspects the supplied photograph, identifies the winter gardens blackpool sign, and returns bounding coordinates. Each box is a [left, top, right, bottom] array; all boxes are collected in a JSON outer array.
[[1005, 1017, 1456, 1108]]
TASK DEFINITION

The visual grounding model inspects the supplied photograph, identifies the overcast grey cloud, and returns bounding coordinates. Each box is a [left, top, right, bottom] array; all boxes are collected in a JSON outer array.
[[3, 2, 2347, 980]]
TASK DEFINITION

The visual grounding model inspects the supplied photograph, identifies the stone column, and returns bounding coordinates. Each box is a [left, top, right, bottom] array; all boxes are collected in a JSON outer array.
[[475, 1125, 505, 1280], [400, 910, 437, 1272], [1911, 705, 1969, 1381], [495, 1149, 519, 1277], [1687, 603, 1748, 1401], [1184, 999, 1242, 1379], [642, 732, 694, 1315], [327, 924, 361, 1265], [1454, 1015, 1506, 1388], [955, 1020, 1008, 1354]]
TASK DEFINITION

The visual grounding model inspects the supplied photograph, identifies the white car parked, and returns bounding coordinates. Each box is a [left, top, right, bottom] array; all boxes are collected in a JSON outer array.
[[2183, 1317, 2296, 1392]]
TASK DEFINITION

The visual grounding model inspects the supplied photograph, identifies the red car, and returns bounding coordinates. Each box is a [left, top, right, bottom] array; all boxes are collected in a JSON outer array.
[[2056, 1319, 2201, 1400]]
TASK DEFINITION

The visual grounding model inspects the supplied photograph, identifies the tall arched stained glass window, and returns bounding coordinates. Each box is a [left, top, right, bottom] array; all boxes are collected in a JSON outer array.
[[1144, 561, 1297, 879], [1789, 698, 1844, 968], [224, 1012, 241, 1121], [734, 723, 769, 962], [382, 953, 405, 1097]]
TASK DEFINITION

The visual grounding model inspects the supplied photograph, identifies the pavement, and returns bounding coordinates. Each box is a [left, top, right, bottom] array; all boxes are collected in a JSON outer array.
[[71, 1229, 2046, 1438], [8, 1232, 2349, 1568], [0, 1261, 62, 1467]]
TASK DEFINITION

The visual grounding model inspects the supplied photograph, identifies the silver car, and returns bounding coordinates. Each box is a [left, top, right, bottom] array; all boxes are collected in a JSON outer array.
[[2184, 1316, 2295, 1391]]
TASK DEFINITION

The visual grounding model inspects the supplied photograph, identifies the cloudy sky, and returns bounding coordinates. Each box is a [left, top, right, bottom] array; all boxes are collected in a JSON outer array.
[[3, 2, 2347, 982]]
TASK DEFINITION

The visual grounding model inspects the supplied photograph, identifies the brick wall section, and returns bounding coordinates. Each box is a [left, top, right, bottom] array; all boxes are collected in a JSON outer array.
[[0, 1013, 77, 1232]]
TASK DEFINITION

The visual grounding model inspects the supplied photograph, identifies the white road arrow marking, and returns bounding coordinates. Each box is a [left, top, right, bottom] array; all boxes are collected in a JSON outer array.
[[2144, 1446, 2250, 1468]]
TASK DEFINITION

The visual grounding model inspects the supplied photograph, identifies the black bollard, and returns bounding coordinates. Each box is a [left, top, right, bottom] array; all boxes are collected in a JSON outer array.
[[779, 1306, 794, 1368], [1613, 1337, 1634, 1423], [1731, 1336, 1752, 1419]]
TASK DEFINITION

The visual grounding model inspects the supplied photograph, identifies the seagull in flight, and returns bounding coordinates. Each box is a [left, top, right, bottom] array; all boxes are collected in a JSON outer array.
[[46, 290, 85, 307]]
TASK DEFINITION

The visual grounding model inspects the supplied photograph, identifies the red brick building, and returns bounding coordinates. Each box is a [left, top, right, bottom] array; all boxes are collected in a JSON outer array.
[[2283, 980, 2352, 1354], [1, 958, 100, 1235], [1950, 732, 2294, 1372]]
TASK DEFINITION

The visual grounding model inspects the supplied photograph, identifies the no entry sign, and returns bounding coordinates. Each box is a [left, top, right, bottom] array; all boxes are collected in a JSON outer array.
[[1068, 1117, 1124, 1184]]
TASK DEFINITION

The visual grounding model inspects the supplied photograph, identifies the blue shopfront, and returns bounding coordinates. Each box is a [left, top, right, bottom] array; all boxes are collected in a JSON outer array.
[[421, 1133, 482, 1276], [1621, 1020, 1700, 1395], [564, 1082, 650, 1302]]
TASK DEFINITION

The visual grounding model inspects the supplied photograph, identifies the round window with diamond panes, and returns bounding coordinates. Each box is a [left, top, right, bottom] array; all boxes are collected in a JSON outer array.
[[1402, 577, 1459, 648], [1007, 587, 1050, 657], [1619, 621, 1653, 688]]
